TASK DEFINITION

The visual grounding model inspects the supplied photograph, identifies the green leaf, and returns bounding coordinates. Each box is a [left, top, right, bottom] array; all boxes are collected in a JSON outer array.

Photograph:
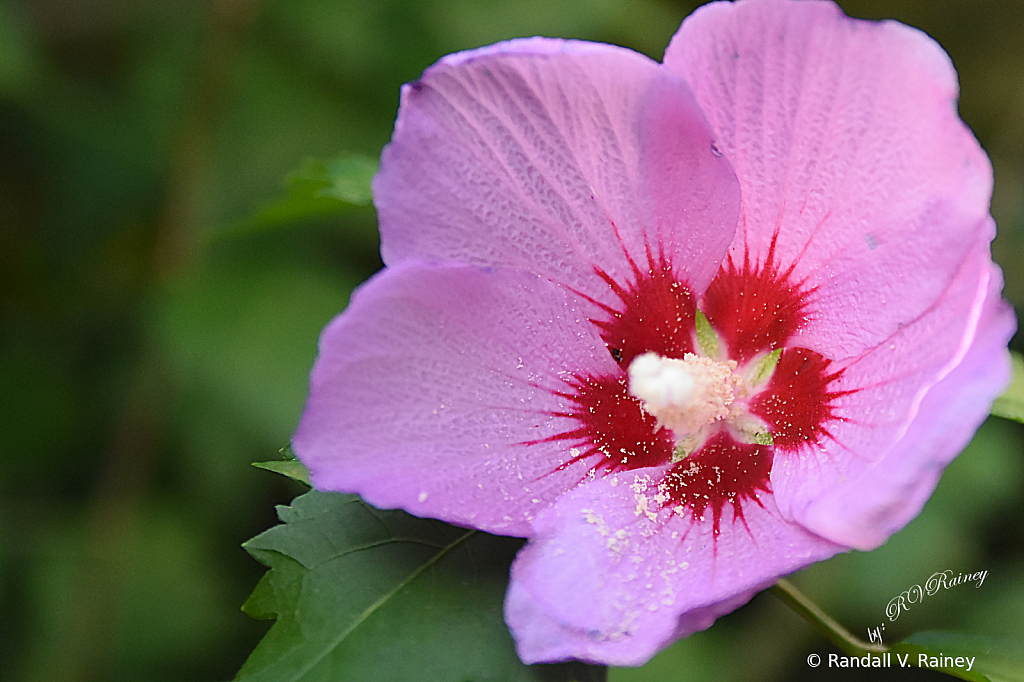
[[307, 155, 377, 204], [251, 460, 311, 487], [220, 154, 378, 239], [991, 352, 1024, 423], [890, 632, 1024, 682], [237, 491, 606, 682]]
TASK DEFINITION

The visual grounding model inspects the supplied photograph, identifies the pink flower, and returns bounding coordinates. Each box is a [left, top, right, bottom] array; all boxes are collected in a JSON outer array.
[[294, 0, 1014, 666]]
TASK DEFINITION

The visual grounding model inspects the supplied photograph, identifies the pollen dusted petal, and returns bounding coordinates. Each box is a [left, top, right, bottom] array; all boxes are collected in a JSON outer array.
[[505, 468, 842, 666], [660, 431, 773, 535], [293, 261, 619, 536]]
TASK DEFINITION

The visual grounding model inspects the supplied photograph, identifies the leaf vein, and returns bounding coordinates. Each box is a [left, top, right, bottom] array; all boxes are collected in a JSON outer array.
[[290, 528, 477, 680]]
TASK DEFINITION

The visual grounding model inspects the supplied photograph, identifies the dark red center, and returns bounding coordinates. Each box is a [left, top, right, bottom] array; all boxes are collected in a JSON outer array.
[[543, 248, 847, 535], [702, 252, 810, 364]]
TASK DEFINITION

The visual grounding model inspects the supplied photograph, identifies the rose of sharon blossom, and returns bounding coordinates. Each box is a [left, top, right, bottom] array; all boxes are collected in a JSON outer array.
[[294, 0, 1014, 667]]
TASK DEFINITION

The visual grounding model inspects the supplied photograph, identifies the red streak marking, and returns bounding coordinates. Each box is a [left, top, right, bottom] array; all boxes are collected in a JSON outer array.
[[702, 247, 811, 364], [660, 431, 772, 536], [590, 256, 696, 367], [530, 374, 672, 473], [750, 348, 847, 451], [538, 247, 844, 538]]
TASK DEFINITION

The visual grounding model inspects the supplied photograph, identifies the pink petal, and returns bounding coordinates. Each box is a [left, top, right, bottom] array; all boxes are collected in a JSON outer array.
[[770, 240, 1015, 549], [375, 37, 740, 303], [665, 0, 994, 359], [292, 261, 619, 536], [505, 469, 842, 665]]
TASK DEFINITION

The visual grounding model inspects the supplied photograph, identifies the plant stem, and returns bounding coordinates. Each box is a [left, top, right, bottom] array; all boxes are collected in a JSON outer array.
[[770, 579, 886, 656], [770, 580, 986, 682]]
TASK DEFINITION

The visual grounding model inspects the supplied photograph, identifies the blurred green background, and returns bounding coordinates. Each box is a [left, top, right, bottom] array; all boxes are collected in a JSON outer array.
[[0, 0, 1021, 680]]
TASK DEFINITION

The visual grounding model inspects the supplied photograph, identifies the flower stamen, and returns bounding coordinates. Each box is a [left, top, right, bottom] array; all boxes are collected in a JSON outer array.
[[627, 352, 744, 447]]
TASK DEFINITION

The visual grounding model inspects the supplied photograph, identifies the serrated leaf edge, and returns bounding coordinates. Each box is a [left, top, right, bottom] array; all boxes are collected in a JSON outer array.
[[242, 527, 476, 681]]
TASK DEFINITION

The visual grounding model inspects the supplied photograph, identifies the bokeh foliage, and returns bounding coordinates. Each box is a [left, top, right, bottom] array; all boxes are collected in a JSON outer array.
[[0, 1, 1022, 681]]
